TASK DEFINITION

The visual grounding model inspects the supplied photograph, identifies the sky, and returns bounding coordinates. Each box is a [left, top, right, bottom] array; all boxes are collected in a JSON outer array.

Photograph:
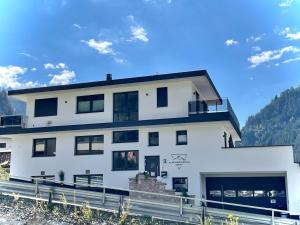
[[0, 0, 300, 127]]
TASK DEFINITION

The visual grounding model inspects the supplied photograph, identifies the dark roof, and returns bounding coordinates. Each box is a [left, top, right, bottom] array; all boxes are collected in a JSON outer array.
[[0, 112, 241, 137], [8, 70, 221, 100]]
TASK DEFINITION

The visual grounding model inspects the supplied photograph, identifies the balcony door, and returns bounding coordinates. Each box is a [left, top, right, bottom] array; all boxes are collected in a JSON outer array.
[[113, 91, 138, 122]]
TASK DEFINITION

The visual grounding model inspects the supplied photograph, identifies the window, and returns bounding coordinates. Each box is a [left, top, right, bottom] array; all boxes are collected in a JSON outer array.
[[238, 190, 253, 197], [75, 135, 104, 155], [77, 94, 104, 113], [113, 130, 139, 143], [176, 130, 187, 145], [33, 138, 56, 157], [209, 190, 221, 197], [74, 174, 103, 188], [254, 190, 268, 197], [112, 150, 139, 171], [0, 143, 6, 148], [113, 91, 138, 122], [34, 98, 58, 117], [173, 177, 188, 192], [224, 190, 236, 197], [157, 87, 168, 107], [148, 132, 159, 146]]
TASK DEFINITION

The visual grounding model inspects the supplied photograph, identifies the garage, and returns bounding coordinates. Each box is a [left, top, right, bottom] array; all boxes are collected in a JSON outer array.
[[206, 176, 287, 215]]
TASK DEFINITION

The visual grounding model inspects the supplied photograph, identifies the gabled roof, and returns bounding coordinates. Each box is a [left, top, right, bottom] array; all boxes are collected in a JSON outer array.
[[8, 70, 221, 101]]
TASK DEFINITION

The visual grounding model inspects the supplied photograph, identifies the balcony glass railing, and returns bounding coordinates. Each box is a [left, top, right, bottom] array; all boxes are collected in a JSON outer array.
[[0, 115, 27, 128], [188, 98, 240, 129]]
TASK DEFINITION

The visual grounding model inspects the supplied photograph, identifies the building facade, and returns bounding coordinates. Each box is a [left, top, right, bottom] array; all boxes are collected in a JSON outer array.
[[0, 70, 300, 216]]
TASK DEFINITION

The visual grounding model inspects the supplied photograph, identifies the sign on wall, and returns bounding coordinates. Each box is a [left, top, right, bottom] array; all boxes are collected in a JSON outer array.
[[167, 154, 190, 170]]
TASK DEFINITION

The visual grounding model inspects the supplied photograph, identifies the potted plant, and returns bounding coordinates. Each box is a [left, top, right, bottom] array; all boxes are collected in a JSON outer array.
[[58, 170, 65, 185]]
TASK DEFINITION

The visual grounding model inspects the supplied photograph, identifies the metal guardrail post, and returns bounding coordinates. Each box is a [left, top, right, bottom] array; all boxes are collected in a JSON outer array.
[[271, 210, 275, 225], [102, 187, 106, 204], [73, 189, 76, 206], [180, 197, 183, 216], [35, 179, 38, 195]]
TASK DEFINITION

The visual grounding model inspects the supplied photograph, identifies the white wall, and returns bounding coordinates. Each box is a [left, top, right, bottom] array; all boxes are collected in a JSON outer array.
[[0, 138, 11, 152], [24, 79, 194, 128], [9, 122, 300, 214]]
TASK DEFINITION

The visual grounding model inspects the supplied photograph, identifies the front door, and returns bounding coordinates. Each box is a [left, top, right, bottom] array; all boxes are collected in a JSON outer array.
[[145, 156, 160, 177]]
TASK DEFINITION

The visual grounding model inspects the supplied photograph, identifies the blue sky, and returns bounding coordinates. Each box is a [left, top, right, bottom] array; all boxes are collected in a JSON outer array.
[[0, 0, 300, 126]]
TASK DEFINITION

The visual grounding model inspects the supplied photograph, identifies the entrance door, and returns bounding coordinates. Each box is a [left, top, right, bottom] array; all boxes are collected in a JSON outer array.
[[145, 156, 160, 177]]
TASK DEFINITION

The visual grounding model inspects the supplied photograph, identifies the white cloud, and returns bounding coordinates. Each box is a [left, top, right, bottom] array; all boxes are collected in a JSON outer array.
[[18, 52, 38, 61], [225, 39, 238, 46], [73, 23, 81, 29], [252, 46, 261, 52], [248, 46, 300, 68], [49, 69, 75, 85], [246, 34, 265, 43], [127, 15, 149, 43], [130, 25, 149, 42], [279, 27, 300, 40], [31, 67, 37, 71], [44, 63, 67, 69], [282, 56, 300, 64], [81, 39, 113, 55], [279, 0, 294, 7], [0, 65, 41, 89]]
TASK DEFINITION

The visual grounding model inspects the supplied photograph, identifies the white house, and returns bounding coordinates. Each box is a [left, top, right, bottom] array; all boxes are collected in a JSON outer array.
[[0, 70, 300, 216]]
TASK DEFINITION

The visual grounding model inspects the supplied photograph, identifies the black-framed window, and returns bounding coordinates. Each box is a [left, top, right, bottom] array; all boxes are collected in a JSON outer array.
[[33, 138, 56, 157], [34, 98, 57, 117], [113, 130, 139, 143], [148, 132, 159, 146], [176, 130, 187, 145], [173, 177, 188, 192], [112, 150, 139, 171], [77, 94, 104, 114], [74, 174, 103, 188], [0, 143, 6, 148], [75, 135, 104, 155], [113, 91, 138, 122], [157, 87, 168, 107]]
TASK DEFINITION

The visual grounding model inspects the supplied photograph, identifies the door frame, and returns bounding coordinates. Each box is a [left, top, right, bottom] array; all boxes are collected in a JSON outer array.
[[145, 155, 160, 177]]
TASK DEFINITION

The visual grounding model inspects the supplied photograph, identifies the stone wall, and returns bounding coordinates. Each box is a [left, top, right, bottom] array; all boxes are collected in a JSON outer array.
[[129, 174, 179, 203]]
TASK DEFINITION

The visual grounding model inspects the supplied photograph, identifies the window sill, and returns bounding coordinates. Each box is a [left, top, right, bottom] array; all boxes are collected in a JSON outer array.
[[75, 150, 104, 155], [76, 110, 104, 114], [112, 168, 139, 171], [32, 155, 56, 158], [148, 145, 159, 147], [176, 143, 187, 145]]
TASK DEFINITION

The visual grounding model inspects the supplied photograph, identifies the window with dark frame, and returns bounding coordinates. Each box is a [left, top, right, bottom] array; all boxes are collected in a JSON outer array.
[[148, 132, 159, 146], [33, 138, 56, 157], [77, 94, 104, 114], [112, 130, 139, 143], [74, 174, 103, 188], [176, 130, 187, 145], [112, 150, 139, 171], [173, 177, 188, 192], [75, 135, 104, 155], [113, 91, 138, 122], [157, 87, 168, 107], [34, 98, 57, 117], [0, 143, 6, 148]]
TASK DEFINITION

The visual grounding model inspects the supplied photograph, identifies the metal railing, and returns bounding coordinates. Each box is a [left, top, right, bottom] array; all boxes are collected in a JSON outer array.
[[0, 115, 27, 128], [0, 175, 298, 225], [188, 98, 240, 129]]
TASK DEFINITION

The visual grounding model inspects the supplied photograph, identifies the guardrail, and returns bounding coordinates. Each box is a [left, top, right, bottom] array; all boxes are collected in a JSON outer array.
[[0, 176, 298, 225], [0, 115, 27, 128], [188, 98, 240, 129]]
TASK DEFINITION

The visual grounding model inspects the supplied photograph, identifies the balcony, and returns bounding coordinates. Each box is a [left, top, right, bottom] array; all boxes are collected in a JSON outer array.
[[188, 98, 240, 129], [0, 115, 27, 128]]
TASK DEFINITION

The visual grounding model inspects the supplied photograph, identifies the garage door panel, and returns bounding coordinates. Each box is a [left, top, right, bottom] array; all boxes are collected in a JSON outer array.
[[206, 176, 287, 215]]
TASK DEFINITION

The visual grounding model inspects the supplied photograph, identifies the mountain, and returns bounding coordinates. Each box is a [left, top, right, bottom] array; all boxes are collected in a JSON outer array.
[[0, 89, 26, 116], [240, 86, 300, 162]]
